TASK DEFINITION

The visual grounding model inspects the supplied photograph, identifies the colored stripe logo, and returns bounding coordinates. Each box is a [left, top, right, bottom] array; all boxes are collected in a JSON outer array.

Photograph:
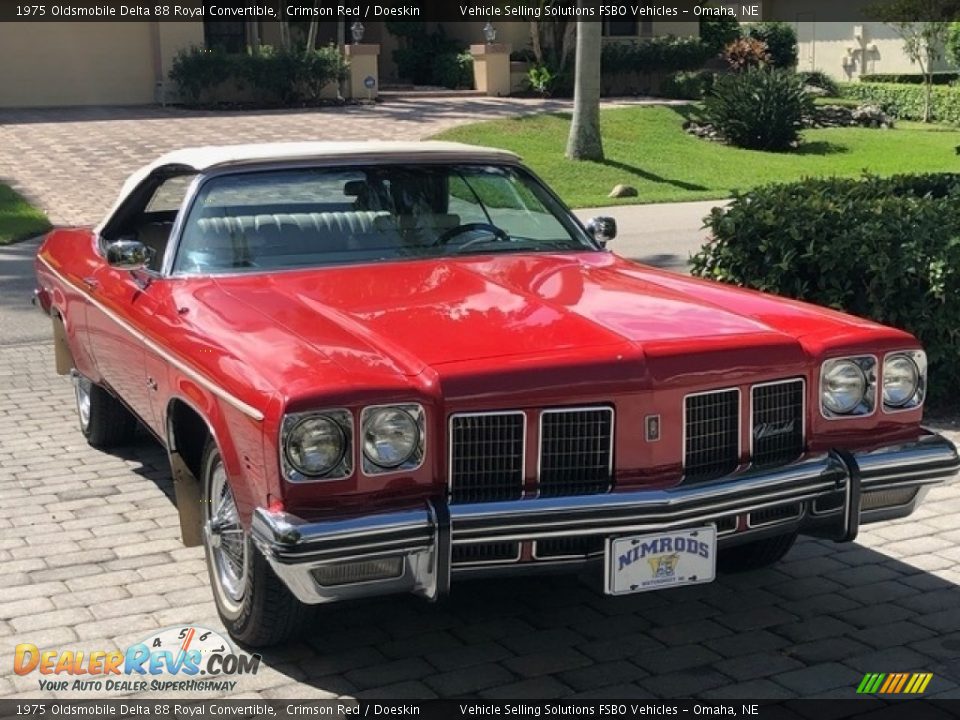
[[857, 672, 933, 694]]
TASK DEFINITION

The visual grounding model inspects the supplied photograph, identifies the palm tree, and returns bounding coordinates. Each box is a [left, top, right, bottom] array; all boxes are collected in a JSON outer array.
[[565, 16, 604, 161]]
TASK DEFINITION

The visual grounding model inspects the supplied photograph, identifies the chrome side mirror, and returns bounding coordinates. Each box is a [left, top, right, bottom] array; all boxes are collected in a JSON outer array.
[[106, 239, 152, 271], [586, 216, 617, 247]]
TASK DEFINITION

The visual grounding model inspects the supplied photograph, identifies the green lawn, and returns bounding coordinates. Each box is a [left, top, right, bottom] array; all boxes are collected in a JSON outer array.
[[434, 106, 960, 207], [0, 184, 50, 244]]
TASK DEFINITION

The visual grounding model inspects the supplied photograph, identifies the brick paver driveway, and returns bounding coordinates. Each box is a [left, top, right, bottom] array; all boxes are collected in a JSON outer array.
[[0, 97, 587, 226], [3, 100, 960, 700]]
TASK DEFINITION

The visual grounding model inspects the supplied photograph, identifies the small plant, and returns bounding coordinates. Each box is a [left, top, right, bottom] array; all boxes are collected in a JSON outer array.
[[722, 37, 771, 72], [703, 68, 814, 151], [797, 70, 840, 96], [528, 64, 556, 96], [745, 22, 798, 68]]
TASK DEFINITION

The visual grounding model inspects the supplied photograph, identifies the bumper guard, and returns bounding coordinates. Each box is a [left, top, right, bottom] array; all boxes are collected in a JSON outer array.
[[251, 432, 959, 604]]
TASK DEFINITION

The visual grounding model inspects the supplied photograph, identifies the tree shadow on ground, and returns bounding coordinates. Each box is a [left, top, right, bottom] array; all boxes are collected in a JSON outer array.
[[601, 159, 709, 192], [795, 141, 851, 156]]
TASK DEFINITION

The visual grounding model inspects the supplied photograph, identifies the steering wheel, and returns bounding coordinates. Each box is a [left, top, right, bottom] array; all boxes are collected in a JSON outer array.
[[434, 222, 510, 247]]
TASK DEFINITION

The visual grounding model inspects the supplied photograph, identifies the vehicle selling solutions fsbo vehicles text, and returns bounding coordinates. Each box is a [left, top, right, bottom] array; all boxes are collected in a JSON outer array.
[[459, 4, 681, 18]]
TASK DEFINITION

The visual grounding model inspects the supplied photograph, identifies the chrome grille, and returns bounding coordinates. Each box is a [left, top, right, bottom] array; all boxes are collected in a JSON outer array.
[[449, 412, 525, 504], [452, 542, 520, 565], [534, 537, 605, 560], [751, 380, 805, 468], [684, 389, 740, 483], [539, 407, 614, 498]]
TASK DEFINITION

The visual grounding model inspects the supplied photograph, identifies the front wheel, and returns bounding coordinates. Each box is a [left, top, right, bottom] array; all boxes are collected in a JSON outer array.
[[201, 440, 311, 647], [73, 373, 137, 448], [718, 532, 798, 573]]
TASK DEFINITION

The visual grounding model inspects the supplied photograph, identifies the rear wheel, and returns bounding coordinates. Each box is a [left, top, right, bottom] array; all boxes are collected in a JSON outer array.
[[718, 532, 798, 573], [201, 439, 311, 647], [73, 374, 137, 448]]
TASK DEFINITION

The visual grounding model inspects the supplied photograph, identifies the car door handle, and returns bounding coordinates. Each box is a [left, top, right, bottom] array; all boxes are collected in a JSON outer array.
[[82, 276, 98, 291]]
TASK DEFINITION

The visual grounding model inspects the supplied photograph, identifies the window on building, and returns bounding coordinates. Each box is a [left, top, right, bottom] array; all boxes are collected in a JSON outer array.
[[203, 21, 246, 53], [602, 20, 654, 37]]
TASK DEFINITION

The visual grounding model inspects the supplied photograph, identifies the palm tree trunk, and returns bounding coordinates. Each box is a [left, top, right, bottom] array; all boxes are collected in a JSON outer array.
[[565, 17, 604, 161]]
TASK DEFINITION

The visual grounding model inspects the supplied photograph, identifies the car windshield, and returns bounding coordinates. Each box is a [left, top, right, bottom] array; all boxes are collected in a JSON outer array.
[[172, 164, 596, 274]]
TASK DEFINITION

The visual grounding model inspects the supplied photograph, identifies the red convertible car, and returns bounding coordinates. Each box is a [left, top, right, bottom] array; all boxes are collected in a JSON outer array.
[[35, 141, 959, 646]]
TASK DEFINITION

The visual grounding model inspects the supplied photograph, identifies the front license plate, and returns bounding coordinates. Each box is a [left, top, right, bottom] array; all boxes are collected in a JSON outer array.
[[604, 526, 717, 595]]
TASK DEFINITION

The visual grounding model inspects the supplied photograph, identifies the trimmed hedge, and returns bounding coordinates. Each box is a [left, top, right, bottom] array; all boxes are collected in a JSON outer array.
[[691, 174, 960, 405], [840, 82, 960, 123], [861, 72, 960, 85], [601, 37, 715, 74], [169, 46, 347, 106]]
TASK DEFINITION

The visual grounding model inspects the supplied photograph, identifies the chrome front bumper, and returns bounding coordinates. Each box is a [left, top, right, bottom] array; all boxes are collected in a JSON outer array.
[[251, 432, 960, 605]]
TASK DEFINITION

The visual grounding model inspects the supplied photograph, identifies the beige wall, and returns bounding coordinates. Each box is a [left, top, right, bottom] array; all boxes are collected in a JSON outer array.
[[793, 22, 954, 80], [768, 1, 956, 80], [0, 22, 158, 107]]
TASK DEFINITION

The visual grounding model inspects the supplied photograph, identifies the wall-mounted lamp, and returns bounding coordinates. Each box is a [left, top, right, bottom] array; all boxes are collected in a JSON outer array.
[[351, 21, 365, 44]]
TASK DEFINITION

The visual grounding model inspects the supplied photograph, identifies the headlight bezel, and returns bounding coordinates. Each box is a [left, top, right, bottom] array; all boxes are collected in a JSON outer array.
[[360, 403, 426, 475], [280, 409, 353, 482], [882, 350, 927, 412], [819, 356, 877, 419]]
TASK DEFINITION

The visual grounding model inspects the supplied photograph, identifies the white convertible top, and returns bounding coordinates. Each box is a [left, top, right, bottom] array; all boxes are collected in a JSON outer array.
[[97, 141, 521, 231], [150, 140, 519, 172]]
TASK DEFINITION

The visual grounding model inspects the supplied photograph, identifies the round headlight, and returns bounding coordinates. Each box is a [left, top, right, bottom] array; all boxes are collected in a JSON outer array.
[[822, 360, 866, 414], [285, 416, 345, 476], [883, 355, 919, 407], [362, 408, 419, 468]]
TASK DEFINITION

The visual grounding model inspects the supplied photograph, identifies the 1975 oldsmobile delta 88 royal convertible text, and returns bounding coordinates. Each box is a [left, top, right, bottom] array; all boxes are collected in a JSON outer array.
[[34, 141, 960, 646]]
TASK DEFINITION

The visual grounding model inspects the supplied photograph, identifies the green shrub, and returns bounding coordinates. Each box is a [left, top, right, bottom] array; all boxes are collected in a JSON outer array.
[[239, 46, 347, 104], [840, 81, 960, 123], [860, 72, 960, 85], [700, 15, 741, 53], [690, 174, 960, 405], [660, 70, 715, 100], [601, 36, 715, 74], [434, 51, 474, 90], [703, 68, 813, 150], [798, 70, 840, 96], [169, 47, 235, 104], [388, 23, 465, 86], [170, 45, 346, 106], [745, 21, 798, 68], [947, 21, 960, 66]]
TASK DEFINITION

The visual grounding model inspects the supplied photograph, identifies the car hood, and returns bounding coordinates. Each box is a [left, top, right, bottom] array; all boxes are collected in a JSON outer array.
[[209, 252, 834, 379]]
